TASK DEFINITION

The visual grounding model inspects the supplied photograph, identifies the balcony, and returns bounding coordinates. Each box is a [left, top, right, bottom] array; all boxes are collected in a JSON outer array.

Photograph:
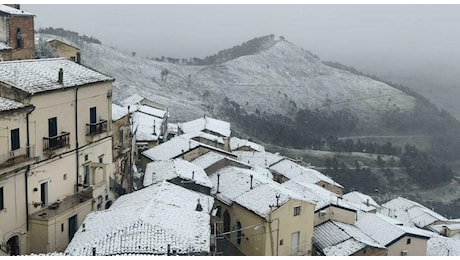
[[0, 145, 36, 173], [86, 119, 109, 143], [29, 187, 93, 221], [43, 132, 70, 152]]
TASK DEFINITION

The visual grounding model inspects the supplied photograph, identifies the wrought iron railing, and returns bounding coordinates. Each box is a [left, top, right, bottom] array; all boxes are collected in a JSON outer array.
[[0, 145, 35, 168], [43, 132, 70, 151], [86, 120, 108, 136]]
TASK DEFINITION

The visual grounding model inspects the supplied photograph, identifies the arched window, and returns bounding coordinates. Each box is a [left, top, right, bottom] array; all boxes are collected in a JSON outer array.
[[236, 221, 242, 244]]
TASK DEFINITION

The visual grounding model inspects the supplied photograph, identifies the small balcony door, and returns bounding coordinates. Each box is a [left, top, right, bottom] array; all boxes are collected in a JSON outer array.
[[40, 182, 48, 205], [291, 231, 300, 255], [48, 117, 58, 148], [68, 214, 77, 242], [11, 128, 20, 151], [90, 107, 97, 133]]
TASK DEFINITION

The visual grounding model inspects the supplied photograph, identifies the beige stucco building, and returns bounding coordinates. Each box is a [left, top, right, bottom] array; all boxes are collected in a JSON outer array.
[[46, 39, 80, 63], [0, 97, 34, 255], [0, 58, 115, 254], [209, 165, 315, 256]]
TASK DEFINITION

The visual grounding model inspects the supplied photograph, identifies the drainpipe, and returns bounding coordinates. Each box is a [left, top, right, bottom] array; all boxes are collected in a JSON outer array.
[[75, 86, 79, 194], [25, 106, 35, 232]]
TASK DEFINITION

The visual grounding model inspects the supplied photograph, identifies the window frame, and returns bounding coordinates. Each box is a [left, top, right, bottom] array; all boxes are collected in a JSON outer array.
[[11, 128, 20, 151], [293, 205, 301, 216]]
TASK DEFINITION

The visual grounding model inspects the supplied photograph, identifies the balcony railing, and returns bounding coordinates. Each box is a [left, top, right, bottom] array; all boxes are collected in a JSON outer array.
[[86, 120, 108, 136], [30, 187, 93, 221], [43, 132, 70, 151], [0, 145, 35, 169]]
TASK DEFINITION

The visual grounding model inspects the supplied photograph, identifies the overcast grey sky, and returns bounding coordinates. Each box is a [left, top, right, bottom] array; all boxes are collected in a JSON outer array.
[[22, 4, 460, 113]]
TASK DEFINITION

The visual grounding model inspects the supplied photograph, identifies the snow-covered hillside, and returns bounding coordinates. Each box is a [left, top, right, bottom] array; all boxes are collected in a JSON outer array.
[[37, 34, 416, 125]]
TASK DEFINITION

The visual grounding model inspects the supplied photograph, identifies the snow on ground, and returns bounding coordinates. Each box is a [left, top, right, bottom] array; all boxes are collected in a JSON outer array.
[[51, 32, 418, 125]]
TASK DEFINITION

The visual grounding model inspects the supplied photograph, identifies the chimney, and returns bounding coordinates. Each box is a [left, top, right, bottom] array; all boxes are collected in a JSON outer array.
[[192, 171, 195, 180], [250, 175, 253, 189], [92, 247, 96, 256], [195, 198, 203, 211], [82, 223, 85, 232], [217, 173, 220, 193], [58, 68, 63, 84], [366, 199, 370, 207]]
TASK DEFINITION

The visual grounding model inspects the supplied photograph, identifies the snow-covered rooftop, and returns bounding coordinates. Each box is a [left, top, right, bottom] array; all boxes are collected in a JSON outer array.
[[112, 98, 167, 141], [190, 151, 228, 170], [380, 197, 448, 228], [343, 191, 380, 212], [281, 180, 338, 211], [0, 96, 26, 112], [132, 107, 164, 141], [234, 150, 285, 168], [112, 103, 128, 121], [142, 135, 233, 162], [190, 151, 249, 172], [180, 131, 225, 145], [47, 38, 80, 50], [427, 235, 460, 256], [355, 211, 432, 247], [143, 159, 213, 189], [230, 136, 265, 152], [178, 116, 231, 137], [141, 136, 201, 161], [121, 93, 144, 107], [0, 5, 34, 16], [270, 159, 343, 188], [138, 104, 166, 119], [314, 220, 384, 256], [0, 58, 113, 95], [429, 223, 460, 234], [210, 166, 310, 217], [65, 181, 214, 256]]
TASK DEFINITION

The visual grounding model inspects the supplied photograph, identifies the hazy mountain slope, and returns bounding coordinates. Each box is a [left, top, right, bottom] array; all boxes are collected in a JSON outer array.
[[189, 40, 416, 122], [57, 35, 417, 127]]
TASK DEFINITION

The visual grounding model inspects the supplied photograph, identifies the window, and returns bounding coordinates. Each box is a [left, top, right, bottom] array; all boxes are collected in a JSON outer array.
[[40, 182, 48, 205], [89, 107, 97, 133], [294, 206, 301, 216], [48, 117, 57, 137], [11, 128, 20, 151], [0, 187, 4, 210], [216, 205, 222, 218], [61, 223, 64, 232], [83, 165, 90, 186], [16, 28, 23, 48], [236, 221, 242, 244], [280, 239, 284, 246], [119, 128, 124, 146], [406, 238, 411, 245]]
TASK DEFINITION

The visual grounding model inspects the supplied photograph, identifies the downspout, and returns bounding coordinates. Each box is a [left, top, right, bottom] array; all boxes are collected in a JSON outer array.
[[25, 106, 35, 232], [268, 207, 275, 256], [75, 86, 79, 194]]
